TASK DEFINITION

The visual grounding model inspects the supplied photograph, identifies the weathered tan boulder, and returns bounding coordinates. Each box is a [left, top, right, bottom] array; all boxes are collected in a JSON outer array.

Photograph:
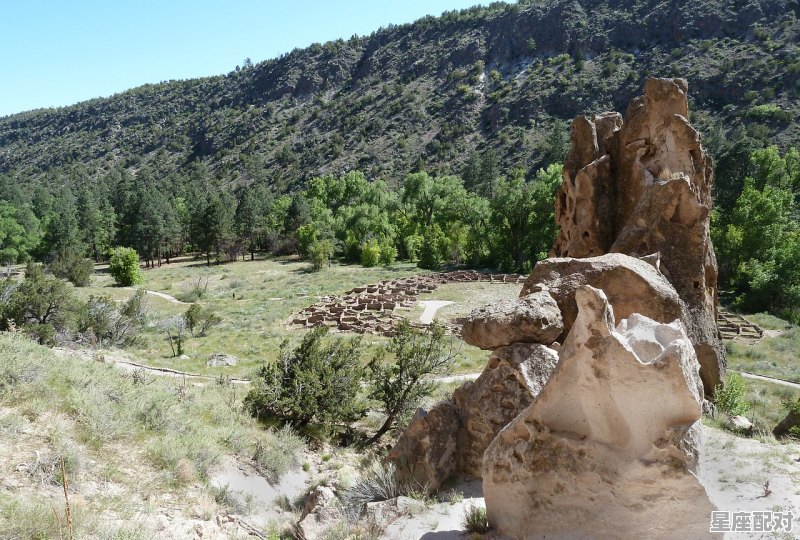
[[521, 252, 684, 341], [452, 343, 558, 476], [482, 285, 717, 539], [459, 290, 563, 349], [387, 402, 459, 492], [773, 409, 800, 438], [551, 77, 726, 396], [296, 485, 342, 540]]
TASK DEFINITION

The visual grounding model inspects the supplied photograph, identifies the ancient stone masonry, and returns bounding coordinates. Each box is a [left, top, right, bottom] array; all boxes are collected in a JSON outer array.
[[482, 286, 717, 539], [290, 270, 526, 337], [551, 77, 726, 396]]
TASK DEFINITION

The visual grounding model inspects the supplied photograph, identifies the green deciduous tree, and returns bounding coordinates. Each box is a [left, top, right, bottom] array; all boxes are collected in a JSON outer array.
[[108, 247, 144, 286]]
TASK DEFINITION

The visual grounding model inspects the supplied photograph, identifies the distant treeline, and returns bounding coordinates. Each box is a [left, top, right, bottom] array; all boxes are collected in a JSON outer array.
[[0, 130, 797, 323], [0, 154, 562, 280]]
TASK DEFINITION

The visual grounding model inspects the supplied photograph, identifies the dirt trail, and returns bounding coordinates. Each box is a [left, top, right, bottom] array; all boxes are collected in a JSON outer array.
[[739, 371, 800, 390], [418, 300, 454, 324], [124, 287, 188, 304]]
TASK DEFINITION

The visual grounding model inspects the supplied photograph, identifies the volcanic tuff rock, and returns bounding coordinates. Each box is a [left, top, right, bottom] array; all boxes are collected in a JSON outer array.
[[773, 408, 800, 439], [452, 343, 559, 476], [388, 343, 559, 488], [482, 286, 717, 539], [551, 77, 726, 395], [459, 290, 563, 350], [521, 252, 685, 341], [297, 485, 342, 540], [387, 401, 459, 492]]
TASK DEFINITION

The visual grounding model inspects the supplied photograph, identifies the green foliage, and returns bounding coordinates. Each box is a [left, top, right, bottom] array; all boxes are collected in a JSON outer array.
[[50, 250, 94, 287], [78, 292, 147, 347], [308, 239, 334, 271], [108, 247, 144, 286], [244, 326, 366, 432], [0, 263, 78, 344], [341, 461, 403, 515], [747, 104, 791, 122], [184, 304, 221, 337], [379, 238, 397, 266], [360, 238, 381, 267], [367, 320, 456, 443], [489, 165, 561, 271], [417, 226, 446, 270], [714, 372, 749, 416], [0, 201, 40, 266], [712, 146, 799, 322], [463, 504, 491, 534]]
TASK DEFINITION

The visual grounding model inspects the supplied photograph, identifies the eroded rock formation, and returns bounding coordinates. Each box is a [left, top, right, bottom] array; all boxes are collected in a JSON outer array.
[[389, 344, 558, 489], [452, 343, 558, 476], [482, 286, 717, 539], [521, 252, 684, 342], [551, 77, 725, 395], [459, 290, 563, 350], [387, 401, 459, 492]]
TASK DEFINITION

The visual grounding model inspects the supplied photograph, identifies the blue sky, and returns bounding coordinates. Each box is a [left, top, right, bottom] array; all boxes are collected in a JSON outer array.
[[0, 0, 493, 117]]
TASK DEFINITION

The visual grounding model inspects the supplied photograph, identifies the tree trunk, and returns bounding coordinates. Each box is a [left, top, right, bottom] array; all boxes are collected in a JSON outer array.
[[366, 414, 396, 445]]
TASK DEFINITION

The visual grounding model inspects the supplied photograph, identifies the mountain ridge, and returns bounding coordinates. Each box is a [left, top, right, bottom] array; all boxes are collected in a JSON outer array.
[[1, 0, 798, 187]]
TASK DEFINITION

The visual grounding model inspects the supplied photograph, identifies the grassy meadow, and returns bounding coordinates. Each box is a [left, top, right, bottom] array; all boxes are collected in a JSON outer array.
[[73, 255, 509, 378]]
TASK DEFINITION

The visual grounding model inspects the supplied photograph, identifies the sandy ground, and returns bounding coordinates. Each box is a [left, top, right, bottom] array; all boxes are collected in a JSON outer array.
[[419, 300, 455, 324], [381, 479, 484, 539], [374, 425, 800, 540], [700, 425, 800, 539], [210, 455, 311, 528]]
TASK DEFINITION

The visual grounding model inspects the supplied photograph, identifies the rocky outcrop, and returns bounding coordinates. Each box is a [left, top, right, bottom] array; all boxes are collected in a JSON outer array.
[[297, 485, 342, 540], [482, 286, 716, 539], [388, 343, 559, 488], [452, 343, 558, 476], [773, 408, 800, 439], [551, 77, 725, 395], [459, 290, 563, 350], [387, 402, 459, 492], [521, 252, 684, 342]]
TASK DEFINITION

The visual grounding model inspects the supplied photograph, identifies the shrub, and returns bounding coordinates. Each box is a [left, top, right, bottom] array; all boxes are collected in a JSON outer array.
[[51, 251, 94, 287], [308, 239, 334, 271], [360, 238, 381, 267], [367, 321, 456, 443], [184, 304, 221, 337], [3, 263, 77, 344], [463, 504, 490, 534], [244, 326, 366, 432], [714, 372, 749, 416], [108, 247, 143, 286], [252, 425, 305, 480], [404, 234, 422, 261], [177, 277, 208, 303], [418, 227, 447, 270], [378, 239, 397, 266], [341, 461, 402, 516], [78, 294, 141, 347], [297, 223, 318, 258]]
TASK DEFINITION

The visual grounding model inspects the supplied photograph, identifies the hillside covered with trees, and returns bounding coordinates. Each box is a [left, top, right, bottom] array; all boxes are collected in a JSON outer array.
[[1, 0, 798, 184]]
